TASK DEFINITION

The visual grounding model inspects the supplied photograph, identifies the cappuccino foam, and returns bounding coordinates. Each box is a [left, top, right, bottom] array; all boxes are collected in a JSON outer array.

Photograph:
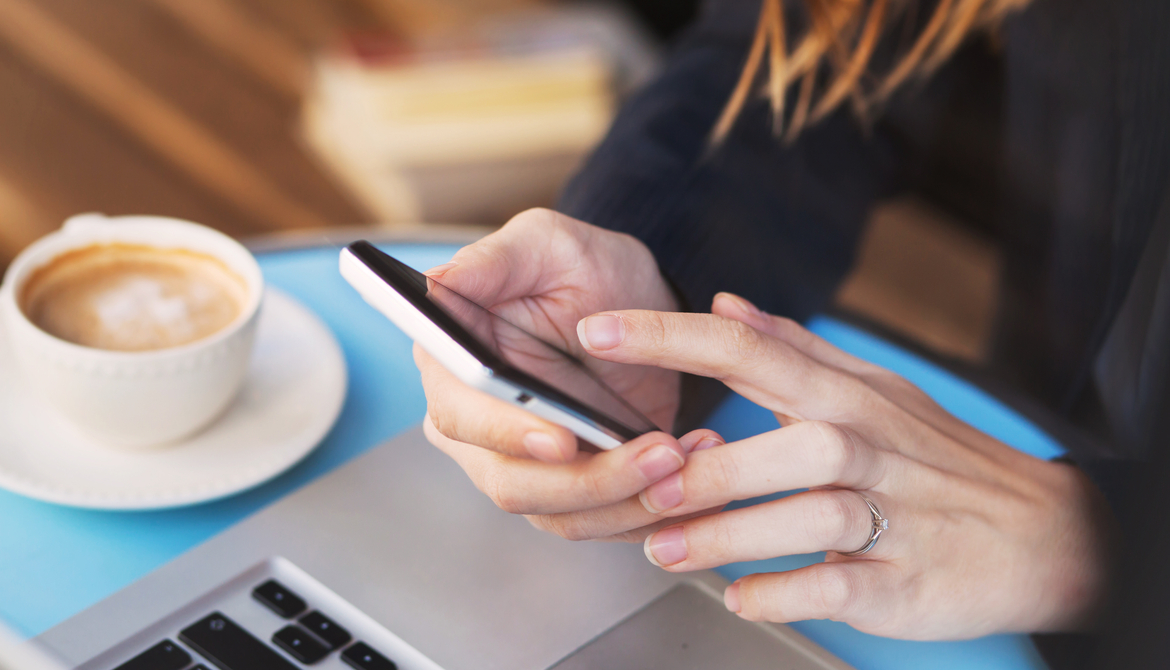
[[20, 243, 247, 351]]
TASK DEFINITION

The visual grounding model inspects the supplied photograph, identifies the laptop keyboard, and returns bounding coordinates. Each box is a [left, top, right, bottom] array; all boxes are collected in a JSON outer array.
[[110, 640, 190, 670], [113, 580, 397, 670], [253, 581, 308, 619]]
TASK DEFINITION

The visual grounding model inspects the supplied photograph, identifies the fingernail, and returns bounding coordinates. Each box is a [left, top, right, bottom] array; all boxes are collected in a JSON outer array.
[[691, 436, 723, 452], [679, 432, 723, 452], [644, 526, 687, 567], [523, 432, 565, 462], [579, 314, 623, 350], [724, 583, 741, 612], [634, 444, 684, 482], [639, 472, 684, 513], [423, 262, 458, 277], [718, 292, 764, 318]]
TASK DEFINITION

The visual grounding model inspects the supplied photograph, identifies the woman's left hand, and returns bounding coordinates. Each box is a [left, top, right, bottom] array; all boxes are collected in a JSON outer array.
[[555, 292, 1114, 639]]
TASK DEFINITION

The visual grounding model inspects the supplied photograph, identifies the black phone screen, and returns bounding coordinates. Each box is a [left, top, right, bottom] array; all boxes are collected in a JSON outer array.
[[348, 242, 659, 445]]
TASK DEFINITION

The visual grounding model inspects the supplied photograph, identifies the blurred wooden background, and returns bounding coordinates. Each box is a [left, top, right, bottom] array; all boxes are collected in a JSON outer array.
[[0, 0, 547, 270], [0, 0, 1000, 364]]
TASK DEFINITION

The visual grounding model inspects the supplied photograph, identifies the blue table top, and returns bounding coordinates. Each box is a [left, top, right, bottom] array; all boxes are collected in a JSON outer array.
[[0, 242, 1057, 669]]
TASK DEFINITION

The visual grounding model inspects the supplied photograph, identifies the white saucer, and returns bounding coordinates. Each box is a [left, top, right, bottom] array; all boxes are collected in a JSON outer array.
[[0, 287, 347, 510]]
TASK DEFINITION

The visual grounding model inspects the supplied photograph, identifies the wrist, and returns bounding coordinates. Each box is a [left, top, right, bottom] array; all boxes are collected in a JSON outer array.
[[1040, 463, 1118, 632]]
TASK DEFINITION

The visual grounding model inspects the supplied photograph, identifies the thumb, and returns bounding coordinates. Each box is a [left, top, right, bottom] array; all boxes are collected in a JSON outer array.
[[424, 208, 570, 307]]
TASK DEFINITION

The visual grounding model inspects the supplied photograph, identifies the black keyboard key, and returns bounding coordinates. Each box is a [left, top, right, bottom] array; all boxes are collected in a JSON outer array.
[[273, 625, 331, 664], [341, 642, 397, 670], [252, 580, 307, 618], [180, 611, 297, 670], [192, 666, 211, 670], [299, 611, 352, 649], [114, 639, 191, 670]]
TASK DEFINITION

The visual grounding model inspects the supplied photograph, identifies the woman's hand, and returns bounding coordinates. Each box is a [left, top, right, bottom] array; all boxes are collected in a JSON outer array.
[[563, 292, 1114, 640], [418, 209, 702, 538], [416, 208, 680, 463]]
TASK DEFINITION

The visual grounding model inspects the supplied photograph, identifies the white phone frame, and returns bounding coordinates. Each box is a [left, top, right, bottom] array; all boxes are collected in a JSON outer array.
[[340, 247, 627, 450]]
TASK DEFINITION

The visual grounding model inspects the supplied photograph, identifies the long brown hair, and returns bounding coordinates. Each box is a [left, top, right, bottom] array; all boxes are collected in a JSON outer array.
[[713, 0, 1031, 143]]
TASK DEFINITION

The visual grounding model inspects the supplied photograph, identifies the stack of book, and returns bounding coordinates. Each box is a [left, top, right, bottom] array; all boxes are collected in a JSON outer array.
[[302, 6, 658, 225]]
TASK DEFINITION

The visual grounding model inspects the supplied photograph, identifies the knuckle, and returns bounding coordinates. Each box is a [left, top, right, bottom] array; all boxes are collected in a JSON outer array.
[[724, 318, 761, 357], [712, 319, 766, 378], [809, 492, 858, 546], [691, 451, 741, 500], [709, 518, 740, 561], [840, 371, 881, 404], [867, 369, 917, 396], [611, 229, 648, 257], [534, 513, 595, 542], [509, 207, 557, 230], [807, 568, 856, 618], [480, 463, 524, 515], [426, 401, 457, 440], [739, 575, 786, 623], [807, 421, 858, 479], [736, 581, 765, 622], [514, 208, 587, 255], [573, 467, 613, 506], [485, 420, 520, 455], [420, 387, 461, 442], [638, 311, 671, 352], [424, 390, 517, 455]]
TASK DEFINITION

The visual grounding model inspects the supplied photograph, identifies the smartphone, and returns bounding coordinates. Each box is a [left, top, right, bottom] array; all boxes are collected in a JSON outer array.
[[339, 241, 659, 451]]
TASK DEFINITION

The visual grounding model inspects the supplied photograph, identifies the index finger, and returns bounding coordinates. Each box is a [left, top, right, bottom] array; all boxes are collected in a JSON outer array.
[[712, 293, 883, 377], [577, 310, 865, 422], [425, 417, 687, 515], [415, 344, 579, 462]]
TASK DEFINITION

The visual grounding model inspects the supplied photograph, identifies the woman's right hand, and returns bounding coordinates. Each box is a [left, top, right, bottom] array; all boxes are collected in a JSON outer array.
[[415, 208, 682, 464]]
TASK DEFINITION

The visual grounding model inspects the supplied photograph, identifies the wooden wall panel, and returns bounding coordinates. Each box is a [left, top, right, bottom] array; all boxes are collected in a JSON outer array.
[[0, 43, 258, 248], [22, 0, 365, 222], [0, 0, 387, 270], [245, 0, 385, 50]]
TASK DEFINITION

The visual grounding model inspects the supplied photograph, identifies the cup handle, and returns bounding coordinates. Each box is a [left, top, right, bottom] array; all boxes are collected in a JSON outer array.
[[62, 213, 111, 234]]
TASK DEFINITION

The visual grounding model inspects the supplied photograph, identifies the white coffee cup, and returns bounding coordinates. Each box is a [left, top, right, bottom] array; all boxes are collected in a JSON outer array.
[[0, 214, 264, 448]]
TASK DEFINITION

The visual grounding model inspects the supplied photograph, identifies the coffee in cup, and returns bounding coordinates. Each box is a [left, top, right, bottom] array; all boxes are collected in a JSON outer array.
[[0, 214, 264, 449], [19, 243, 247, 352]]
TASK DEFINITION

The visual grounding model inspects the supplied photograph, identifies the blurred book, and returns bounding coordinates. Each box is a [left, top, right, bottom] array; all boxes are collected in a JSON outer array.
[[302, 4, 659, 225]]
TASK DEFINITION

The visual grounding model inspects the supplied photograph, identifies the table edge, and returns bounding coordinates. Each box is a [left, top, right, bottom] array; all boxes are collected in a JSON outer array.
[[242, 224, 493, 254]]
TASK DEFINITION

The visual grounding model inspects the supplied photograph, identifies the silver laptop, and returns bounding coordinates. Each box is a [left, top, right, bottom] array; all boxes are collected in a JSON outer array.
[[8, 426, 850, 670]]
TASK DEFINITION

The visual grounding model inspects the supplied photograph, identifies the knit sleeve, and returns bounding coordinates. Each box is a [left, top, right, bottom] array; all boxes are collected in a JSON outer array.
[[558, 0, 907, 320]]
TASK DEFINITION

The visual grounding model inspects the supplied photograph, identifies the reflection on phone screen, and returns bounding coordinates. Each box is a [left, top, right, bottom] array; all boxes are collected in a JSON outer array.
[[413, 265, 659, 436]]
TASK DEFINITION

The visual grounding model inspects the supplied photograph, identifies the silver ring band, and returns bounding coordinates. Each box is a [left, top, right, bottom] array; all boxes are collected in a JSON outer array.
[[838, 495, 888, 557]]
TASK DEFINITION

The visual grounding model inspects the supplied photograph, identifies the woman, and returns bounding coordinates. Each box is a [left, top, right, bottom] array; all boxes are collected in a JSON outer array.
[[414, 0, 1169, 661]]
